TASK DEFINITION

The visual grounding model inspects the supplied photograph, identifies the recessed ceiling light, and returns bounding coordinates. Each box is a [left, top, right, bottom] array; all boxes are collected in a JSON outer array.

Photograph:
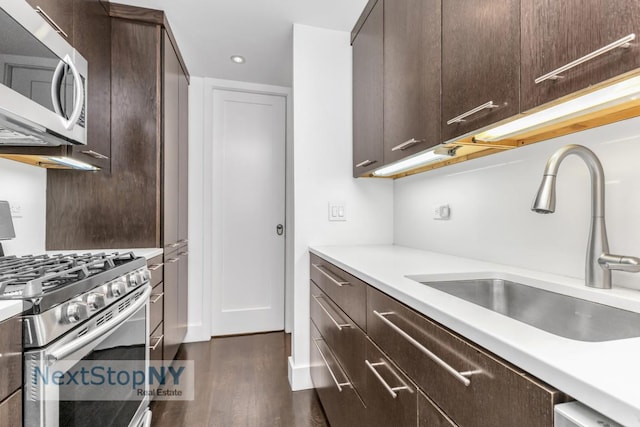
[[230, 55, 245, 64]]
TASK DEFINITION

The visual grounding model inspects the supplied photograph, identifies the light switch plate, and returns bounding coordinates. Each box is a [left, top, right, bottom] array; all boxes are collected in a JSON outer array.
[[328, 203, 346, 221]]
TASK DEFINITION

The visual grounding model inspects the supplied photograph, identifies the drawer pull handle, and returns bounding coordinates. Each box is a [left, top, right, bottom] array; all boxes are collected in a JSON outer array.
[[373, 310, 473, 386], [148, 263, 164, 271], [355, 159, 377, 168], [35, 6, 69, 38], [150, 292, 164, 304], [313, 338, 351, 392], [391, 138, 424, 152], [535, 33, 636, 84], [166, 258, 179, 264], [365, 360, 411, 399], [149, 334, 164, 351], [446, 101, 499, 125], [312, 264, 350, 287], [312, 295, 352, 331], [80, 150, 110, 160]]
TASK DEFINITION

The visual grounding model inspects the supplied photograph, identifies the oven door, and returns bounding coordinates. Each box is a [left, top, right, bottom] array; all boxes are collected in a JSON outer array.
[[24, 286, 151, 427]]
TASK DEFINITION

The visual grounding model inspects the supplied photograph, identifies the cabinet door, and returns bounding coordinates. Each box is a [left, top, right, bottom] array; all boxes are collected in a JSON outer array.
[[521, 0, 640, 111], [352, 0, 384, 177], [441, 0, 520, 141], [0, 390, 22, 427], [163, 32, 180, 250], [177, 246, 189, 344], [0, 316, 21, 401], [419, 390, 457, 427], [71, 0, 111, 171], [384, 0, 441, 163], [163, 254, 180, 361], [364, 338, 417, 427], [178, 67, 189, 243], [26, 0, 73, 43]]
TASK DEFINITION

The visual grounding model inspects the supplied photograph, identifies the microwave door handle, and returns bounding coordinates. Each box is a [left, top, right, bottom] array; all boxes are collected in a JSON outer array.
[[47, 286, 151, 363], [51, 60, 66, 117], [60, 54, 84, 131]]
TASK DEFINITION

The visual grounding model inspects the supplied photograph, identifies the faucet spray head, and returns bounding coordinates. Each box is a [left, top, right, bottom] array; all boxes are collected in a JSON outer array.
[[531, 175, 556, 214]]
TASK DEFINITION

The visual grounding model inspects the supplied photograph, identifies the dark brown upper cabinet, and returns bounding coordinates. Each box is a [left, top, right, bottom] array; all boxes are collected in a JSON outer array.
[[441, 0, 520, 142], [352, 0, 384, 177], [383, 0, 441, 164], [70, 0, 111, 171], [521, 0, 640, 112], [26, 0, 73, 43]]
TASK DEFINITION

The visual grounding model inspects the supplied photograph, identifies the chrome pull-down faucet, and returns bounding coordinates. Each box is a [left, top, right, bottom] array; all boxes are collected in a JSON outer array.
[[531, 144, 640, 289]]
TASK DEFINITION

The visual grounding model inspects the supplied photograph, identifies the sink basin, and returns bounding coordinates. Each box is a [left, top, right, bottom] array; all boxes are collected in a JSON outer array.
[[416, 278, 640, 342]]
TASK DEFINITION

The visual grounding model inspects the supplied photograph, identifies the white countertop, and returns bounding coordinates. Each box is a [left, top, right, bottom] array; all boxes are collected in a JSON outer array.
[[310, 244, 640, 427], [0, 300, 23, 323]]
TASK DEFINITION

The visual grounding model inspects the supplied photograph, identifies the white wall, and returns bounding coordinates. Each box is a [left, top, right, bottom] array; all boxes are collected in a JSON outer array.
[[0, 158, 46, 255], [289, 24, 394, 390], [394, 116, 640, 290]]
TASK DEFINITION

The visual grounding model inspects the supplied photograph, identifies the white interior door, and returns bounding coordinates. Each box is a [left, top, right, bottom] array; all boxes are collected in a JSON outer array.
[[212, 89, 286, 335]]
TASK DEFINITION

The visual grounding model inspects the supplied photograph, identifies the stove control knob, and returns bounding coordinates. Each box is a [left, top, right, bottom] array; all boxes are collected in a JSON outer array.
[[109, 280, 124, 298], [142, 269, 151, 282], [65, 302, 88, 324], [85, 293, 106, 311], [128, 272, 140, 288]]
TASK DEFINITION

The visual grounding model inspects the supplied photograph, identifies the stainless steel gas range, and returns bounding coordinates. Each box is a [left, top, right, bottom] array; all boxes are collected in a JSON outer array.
[[0, 252, 152, 427]]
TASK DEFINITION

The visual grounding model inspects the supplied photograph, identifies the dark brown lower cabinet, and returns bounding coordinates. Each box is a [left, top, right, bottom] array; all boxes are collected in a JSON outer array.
[[163, 251, 180, 362], [310, 321, 366, 427], [363, 338, 417, 427], [0, 315, 22, 427], [0, 390, 22, 427], [310, 254, 569, 427], [419, 391, 456, 427]]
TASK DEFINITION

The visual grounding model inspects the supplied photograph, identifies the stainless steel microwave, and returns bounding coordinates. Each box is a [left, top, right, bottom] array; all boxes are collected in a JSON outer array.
[[0, 0, 87, 146]]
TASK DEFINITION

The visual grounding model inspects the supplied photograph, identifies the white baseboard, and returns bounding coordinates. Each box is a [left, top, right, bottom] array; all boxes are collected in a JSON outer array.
[[288, 356, 313, 391]]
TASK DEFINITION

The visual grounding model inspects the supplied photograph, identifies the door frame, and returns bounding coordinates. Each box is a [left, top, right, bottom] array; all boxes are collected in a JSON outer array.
[[187, 78, 292, 341]]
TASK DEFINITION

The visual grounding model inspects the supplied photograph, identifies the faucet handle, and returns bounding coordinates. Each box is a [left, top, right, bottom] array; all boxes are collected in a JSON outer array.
[[598, 254, 640, 272]]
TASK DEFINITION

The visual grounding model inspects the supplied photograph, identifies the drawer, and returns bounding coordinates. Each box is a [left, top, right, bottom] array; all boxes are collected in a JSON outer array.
[[367, 286, 566, 427], [150, 282, 164, 333], [310, 321, 366, 427], [0, 389, 22, 427], [310, 282, 367, 395], [364, 338, 417, 427], [0, 316, 21, 401], [147, 254, 164, 287], [419, 390, 457, 427], [149, 322, 164, 362], [310, 253, 366, 330]]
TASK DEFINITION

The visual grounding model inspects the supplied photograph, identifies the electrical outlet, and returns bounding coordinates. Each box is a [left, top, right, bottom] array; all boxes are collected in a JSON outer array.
[[433, 204, 450, 220], [10, 204, 22, 218], [328, 203, 346, 221]]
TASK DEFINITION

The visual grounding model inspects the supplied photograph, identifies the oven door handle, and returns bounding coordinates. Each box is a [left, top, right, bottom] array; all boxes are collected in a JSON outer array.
[[48, 286, 151, 363]]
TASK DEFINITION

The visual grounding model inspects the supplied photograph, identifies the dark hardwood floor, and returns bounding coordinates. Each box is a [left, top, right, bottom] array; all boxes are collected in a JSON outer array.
[[151, 332, 328, 426]]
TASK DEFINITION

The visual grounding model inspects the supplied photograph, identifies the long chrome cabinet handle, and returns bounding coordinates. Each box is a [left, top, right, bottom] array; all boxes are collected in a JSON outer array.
[[81, 150, 110, 160], [312, 295, 352, 330], [447, 101, 499, 125], [373, 310, 473, 386], [149, 334, 164, 351], [147, 263, 164, 271], [312, 264, 350, 287], [313, 338, 351, 392], [150, 292, 164, 304], [355, 159, 377, 168], [365, 360, 411, 399], [391, 138, 423, 152], [535, 33, 636, 84], [35, 6, 69, 38]]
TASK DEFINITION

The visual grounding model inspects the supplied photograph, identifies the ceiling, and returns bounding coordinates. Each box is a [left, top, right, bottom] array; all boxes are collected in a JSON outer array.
[[110, 0, 369, 87]]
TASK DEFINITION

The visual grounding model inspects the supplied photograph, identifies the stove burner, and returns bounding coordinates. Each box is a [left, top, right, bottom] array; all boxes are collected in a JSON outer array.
[[0, 252, 138, 299]]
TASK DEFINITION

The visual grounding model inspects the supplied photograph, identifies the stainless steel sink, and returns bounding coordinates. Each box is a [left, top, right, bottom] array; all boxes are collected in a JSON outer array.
[[418, 278, 640, 342]]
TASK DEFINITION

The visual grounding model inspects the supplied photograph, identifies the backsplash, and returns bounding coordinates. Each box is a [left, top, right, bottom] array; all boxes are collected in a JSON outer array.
[[394, 116, 640, 290], [0, 158, 46, 255]]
